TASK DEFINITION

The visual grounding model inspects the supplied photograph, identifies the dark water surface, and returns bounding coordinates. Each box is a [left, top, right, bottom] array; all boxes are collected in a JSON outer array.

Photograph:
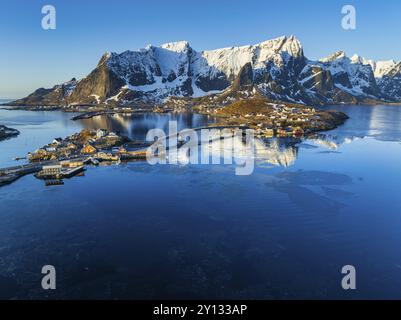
[[0, 105, 401, 299]]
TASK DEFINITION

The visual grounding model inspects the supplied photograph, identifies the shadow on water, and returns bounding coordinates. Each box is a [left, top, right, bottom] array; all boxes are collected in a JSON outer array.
[[268, 170, 354, 215]]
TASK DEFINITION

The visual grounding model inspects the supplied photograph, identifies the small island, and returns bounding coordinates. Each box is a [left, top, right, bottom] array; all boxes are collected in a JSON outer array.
[[0, 125, 20, 141], [194, 98, 349, 137]]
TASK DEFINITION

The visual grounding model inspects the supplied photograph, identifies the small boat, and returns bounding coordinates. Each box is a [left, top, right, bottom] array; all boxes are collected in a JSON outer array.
[[88, 157, 100, 165]]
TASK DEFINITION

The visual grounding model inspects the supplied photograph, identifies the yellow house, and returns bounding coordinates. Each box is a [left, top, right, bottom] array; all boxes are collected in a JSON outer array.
[[81, 144, 97, 154], [95, 152, 119, 161], [67, 143, 77, 150], [293, 127, 304, 137], [61, 160, 85, 168]]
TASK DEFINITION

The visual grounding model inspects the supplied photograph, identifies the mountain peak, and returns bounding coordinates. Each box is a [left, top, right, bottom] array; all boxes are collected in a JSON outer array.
[[160, 41, 190, 52], [370, 59, 398, 78], [97, 51, 113, 66], [257, 35, 303, 57], [283, 35, 303, 57], [285, 34, 301, 45], [350, 54, 363, 64], [320, 51, 346, 62]]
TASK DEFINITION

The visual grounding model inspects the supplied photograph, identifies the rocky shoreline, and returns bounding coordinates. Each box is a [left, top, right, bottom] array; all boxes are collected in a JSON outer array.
[[0, 125, 20, 141]]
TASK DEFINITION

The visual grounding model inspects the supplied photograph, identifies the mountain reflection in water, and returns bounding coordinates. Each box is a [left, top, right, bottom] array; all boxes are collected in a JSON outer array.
[[77, 112, 217, 141], [1, 105, 401, 299]]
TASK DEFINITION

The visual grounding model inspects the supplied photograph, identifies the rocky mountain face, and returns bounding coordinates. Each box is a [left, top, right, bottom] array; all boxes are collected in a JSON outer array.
[[9, 36, 401, 107], [13, 78, 77, 106], [376, 62, 401, 100]]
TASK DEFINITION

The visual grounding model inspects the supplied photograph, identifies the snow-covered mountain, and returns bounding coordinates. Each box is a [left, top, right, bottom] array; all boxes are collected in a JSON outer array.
[[373, 62, 401, 100], [363, 58, 396, 78], [10, 35, 401, 107], [312, 51, 380, 98]]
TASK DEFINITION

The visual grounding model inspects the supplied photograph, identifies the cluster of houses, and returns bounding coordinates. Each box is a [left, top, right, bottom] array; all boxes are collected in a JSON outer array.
[[163, 97, 193, 112], [153, 106, 174, 113], [28, 129, 126, 163], [154, 104, 188, 113], [201, 103, 322, 138], [253, 124, 305, 138], [195, 105, 220, 115], [249, 105, 319, 137], [7, 128, 152, 184]]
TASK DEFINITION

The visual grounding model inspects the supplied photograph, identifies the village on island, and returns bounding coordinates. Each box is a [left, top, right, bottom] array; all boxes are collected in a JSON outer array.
[[0, 127, 151, 187], [193, 98, 348, 138], [0, 97, 348, 187]]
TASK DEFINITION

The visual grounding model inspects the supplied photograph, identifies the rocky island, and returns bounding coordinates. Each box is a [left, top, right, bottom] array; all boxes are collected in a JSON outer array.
[[0, 125, 19, 141]]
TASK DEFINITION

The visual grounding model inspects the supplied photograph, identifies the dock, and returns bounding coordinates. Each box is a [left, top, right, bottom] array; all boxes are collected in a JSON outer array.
[[0, 163, 44, 186], [35, 165, 85, 180], [119, 150, 148, 160], [62, 166, 85, 178]]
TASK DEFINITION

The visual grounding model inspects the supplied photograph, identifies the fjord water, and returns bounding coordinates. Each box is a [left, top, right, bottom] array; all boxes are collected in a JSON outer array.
[[1, 105, 401, 299]]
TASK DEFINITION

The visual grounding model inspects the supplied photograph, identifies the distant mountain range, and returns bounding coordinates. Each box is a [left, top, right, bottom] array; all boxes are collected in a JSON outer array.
[[9, 35, 401, 108]]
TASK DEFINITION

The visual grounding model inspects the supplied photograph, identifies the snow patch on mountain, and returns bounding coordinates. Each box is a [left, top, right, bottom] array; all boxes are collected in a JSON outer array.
[[349, 55, 397, 78], [201, 35, 303, 79]]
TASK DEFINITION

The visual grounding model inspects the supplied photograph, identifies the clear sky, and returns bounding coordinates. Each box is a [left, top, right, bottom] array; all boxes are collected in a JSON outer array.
[[1, 0, 400, 99]]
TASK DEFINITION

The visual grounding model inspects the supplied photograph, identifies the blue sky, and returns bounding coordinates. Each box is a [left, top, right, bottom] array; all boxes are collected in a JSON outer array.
[[1, 0, 400, 98]]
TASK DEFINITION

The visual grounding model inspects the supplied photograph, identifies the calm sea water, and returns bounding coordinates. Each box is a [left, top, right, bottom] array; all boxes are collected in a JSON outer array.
[[0, 104, 401, 299]]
